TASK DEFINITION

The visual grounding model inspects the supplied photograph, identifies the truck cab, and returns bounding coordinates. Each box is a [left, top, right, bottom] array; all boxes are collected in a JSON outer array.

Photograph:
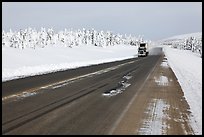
[[138, 43, 149, 57]]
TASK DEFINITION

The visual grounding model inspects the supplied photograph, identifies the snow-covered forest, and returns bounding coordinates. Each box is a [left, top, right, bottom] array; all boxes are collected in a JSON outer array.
[[160, 32, 202, 58], [2, 28, 146, 49], [2, 28, 144, 82]]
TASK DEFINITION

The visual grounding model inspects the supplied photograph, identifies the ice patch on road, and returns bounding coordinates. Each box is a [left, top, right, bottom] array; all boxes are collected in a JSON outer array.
[[138, 99, 170, 135]]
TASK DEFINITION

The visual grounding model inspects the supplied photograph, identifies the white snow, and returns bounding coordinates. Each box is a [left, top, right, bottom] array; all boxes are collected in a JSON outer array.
[[160, 58, 169, 68], [102, 74, 132, 97], [154, 75, 169, 86], [160, 62, 169, 68], [138, 99, 170, 135], [158, 32, 202, 58], [123, 75, 132, 80], [102, 83, 131, 97], [163, 46, 202, 135], [2, 44, 138, 82]]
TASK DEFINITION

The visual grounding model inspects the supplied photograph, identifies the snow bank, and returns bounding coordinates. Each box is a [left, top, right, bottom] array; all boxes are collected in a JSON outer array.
[[2, 44, 138, 82], [163, 46, 202, 135]]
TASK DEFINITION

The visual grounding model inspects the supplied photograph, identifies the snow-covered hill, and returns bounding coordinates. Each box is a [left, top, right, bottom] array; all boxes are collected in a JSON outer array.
[[158, 32, 202, 58], [162, 32, 202, 41]]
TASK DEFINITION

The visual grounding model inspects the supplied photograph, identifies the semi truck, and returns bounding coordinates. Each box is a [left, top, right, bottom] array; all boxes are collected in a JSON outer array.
[[138, 43, 149, 57]]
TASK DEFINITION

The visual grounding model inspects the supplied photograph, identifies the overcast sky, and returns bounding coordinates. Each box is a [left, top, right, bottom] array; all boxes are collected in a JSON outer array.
[[2, 2, 202, 40]]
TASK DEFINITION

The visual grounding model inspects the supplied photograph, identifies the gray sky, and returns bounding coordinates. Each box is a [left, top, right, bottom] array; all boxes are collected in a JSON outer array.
[[2, 2, 202, 40]]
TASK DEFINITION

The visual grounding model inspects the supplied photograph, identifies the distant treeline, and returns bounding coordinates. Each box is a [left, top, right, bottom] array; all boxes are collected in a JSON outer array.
[[2, 28, 147, 49], [161, 36, 202, 58]]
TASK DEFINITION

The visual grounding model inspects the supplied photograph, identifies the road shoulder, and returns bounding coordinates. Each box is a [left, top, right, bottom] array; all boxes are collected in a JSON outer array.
[[111, 55, 194, 135]]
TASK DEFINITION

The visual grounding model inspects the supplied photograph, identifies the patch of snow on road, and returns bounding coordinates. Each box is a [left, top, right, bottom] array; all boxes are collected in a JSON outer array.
[[102, 74, 132, 97], [160, 61, 169, 68], [154, 76, 169, 86], [160, 58, 169, 68], [102, 82, 131, 97], [123, 75, 132, 80], [138, 99, 170, 135]]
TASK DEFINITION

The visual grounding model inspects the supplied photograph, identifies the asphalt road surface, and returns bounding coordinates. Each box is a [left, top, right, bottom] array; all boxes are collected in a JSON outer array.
[[2, 47, 163, 135]]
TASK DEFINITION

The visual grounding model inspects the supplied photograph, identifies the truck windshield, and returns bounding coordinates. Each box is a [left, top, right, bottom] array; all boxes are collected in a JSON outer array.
[[140, 43, 146, 47]]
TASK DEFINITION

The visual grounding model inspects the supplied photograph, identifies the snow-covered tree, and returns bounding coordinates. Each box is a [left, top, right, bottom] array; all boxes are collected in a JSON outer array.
[[161, 34, 202, 58], [2, 28, 146, 50]]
